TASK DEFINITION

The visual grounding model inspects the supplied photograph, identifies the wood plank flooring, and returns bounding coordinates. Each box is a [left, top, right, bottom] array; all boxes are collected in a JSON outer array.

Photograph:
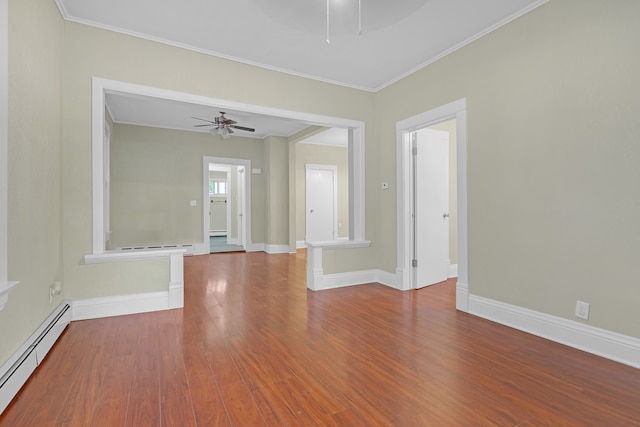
[[1, 250, 639, 426]]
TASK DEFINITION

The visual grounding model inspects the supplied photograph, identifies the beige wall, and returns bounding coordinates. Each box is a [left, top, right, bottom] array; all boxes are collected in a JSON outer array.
[[6, 0, 636, 373], [376, 0, 640, 337], [60, 20, 375, 301], [1, 0, 63, 363], [295, 144, 349, 241], [108, 123, 265, 248], [264, 136, 289, 246]]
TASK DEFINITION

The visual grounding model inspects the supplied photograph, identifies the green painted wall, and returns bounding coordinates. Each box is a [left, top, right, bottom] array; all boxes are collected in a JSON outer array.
[[375, 0, 640, 337], [2, 0, 63, 364]]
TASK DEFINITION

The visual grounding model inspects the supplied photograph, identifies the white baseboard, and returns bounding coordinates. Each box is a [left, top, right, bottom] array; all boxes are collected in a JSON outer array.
[[265, 244, 290, 254], [193, 242, 209, 255], [227, 237, 239, 245], [296, 240, 307, 249], [71, 291, 169, 321], [246, 243, 265, 252], [456, 281, 469, 311], [468, 294, 640, 369], [0, 302, 71, 413], [311, 269, 400, 291], [448, 263, 458, 278], [376, 269, 401, 290], [246, 243, 290, 255]]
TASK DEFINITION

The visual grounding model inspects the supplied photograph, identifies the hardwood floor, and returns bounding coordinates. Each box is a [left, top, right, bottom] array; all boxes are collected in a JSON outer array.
[[1, 250, 639, 426]]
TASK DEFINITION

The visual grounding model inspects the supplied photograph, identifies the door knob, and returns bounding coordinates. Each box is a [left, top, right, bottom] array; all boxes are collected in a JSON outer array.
[[310, 209, 314, 213], [443, 213, 450, 219]]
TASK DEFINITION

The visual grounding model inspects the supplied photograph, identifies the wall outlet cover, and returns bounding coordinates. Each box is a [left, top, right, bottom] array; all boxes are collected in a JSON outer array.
[[575, 300, 590, 320]]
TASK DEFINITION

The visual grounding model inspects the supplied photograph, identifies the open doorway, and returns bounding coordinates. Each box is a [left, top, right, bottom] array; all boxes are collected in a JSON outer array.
[[203, 157, 250, 253], [396, 98, 468, 311], [411, 123, 456, 289]]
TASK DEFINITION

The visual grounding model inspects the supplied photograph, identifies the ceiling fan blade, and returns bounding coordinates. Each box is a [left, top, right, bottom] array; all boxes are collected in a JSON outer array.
[[224, 119, 237, 125], [193, 124, 214, 127], [227, 128, 235, 134], [230, 125, 255, 132], [192, 116, 216, 124]]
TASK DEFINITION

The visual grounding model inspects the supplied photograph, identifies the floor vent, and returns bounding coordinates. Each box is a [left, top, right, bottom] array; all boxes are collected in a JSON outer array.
[[0, 303, 71, 414]]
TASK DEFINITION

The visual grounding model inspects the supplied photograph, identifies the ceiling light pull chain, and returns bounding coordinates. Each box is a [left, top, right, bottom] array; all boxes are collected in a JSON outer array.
[[326, 0, 331, 44]]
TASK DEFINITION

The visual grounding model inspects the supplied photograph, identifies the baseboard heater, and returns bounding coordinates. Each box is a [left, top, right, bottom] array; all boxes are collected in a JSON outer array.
[[117, 243, 195, 253], [0, 302, 71, 414]]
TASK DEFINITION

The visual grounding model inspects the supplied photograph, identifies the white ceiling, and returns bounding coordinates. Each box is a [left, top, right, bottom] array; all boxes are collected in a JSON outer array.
[[105, 92, 313, 140], [68, 0, 548, 142], [56, 0, 548, 92]]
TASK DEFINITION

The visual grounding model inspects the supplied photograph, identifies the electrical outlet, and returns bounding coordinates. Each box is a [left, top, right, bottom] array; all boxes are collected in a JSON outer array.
[[50, 282, 62, 304], [575, 300, 590, 320]]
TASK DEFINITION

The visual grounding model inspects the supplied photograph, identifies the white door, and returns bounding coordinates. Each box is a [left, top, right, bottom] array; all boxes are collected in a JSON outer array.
[[306, 165, 337, 242], [414, 128, 449, 288]]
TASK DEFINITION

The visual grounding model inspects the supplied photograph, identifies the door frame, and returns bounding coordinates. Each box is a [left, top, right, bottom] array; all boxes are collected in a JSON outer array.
[[305, 164, 338, 242], [396, 98, 468, 311], [235, 166, 246, 247], [202, 156, 251, 252]]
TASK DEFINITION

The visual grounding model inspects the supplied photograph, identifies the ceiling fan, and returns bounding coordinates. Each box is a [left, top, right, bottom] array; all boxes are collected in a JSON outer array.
[[192, 112, 255, 139]]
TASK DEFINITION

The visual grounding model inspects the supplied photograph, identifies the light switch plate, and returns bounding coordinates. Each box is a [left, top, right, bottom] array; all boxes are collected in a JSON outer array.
[[190, 200, 197, 207]]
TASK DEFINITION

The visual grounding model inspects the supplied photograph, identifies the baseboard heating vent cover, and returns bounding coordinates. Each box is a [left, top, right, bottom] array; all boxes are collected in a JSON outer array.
[[0, 302, 71, 414]]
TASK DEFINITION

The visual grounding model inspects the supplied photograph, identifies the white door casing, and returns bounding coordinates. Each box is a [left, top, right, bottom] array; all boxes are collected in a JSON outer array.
[[414, 128, 449, 288], [396, 98, 468, 311], [237, 167, 246, 247], [306, 164, 338, 242], [202, 157, 251, 253]]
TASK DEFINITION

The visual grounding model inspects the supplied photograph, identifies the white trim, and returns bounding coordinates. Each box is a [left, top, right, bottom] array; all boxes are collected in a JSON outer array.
[[395, 99, 468, 312], [0, 302, 71, 413], [72, 292, 169, 321], [448, 263, 458, 278], [468, 294, 640, 369], [0, 281, 19, 312], [306, 240, 371, 250], [307, 268, 400, 292], [349, 127, 365, 241], [92, 78, 366, 257], [296, 240, 307, 249], [192, 242, 209, 255], [456, 281, 469, 312], [247, 243, 265, 253], [54, 3, 376, 93], [0, 0, 17, 312], [376, 269, 401, 290], [84, 248, 186, 263], [306, 242, 372, 291], [83, 249, 184, 310], [265, 244, 290, 254], [305, 164, 338, 241], [204, 157, 250, 252], [374, 0, 551, 91], [55, 1, 549, 93]]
